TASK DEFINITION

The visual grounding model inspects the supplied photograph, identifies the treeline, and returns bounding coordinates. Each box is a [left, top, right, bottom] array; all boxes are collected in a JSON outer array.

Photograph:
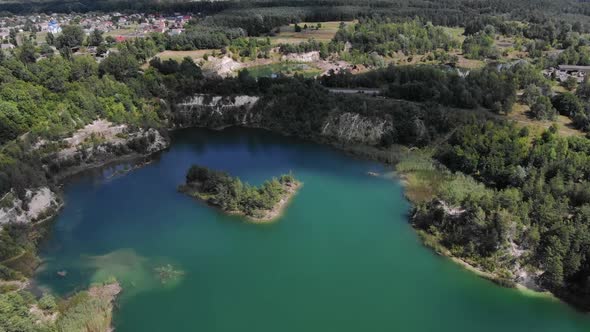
[[416, 122, 590, 307], [334, 18, 460, 57], [277, 39, 345, 59], [4, 0, 590, 31], [320, 64, 527, 112], [0, 0, 231, 15], [163, 24, 246, 50], [181, 165, 297, 218]]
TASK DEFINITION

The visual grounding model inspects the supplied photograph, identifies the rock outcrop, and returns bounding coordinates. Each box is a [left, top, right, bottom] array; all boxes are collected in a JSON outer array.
[[0, 187, 61, 226], [320, 112, 392, 145], [203, 56, 244, 77], [46, 121, 169, 177], [174, 94, 395, 146], [1, 121, 169, 227], [174, 95, 261, 129], [281, 51, 320, 63]]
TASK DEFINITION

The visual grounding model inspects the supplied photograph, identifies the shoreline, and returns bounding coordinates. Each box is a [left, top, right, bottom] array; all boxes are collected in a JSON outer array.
[[397, 170, 565, 307], [6, 124, 579, 317], [182, 181, 302, 223], [246, 181, 302, 223]]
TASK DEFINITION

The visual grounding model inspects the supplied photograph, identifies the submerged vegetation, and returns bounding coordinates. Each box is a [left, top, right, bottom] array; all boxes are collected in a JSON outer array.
[[154, 264, 185, 284], [179, 165, 300, 221]]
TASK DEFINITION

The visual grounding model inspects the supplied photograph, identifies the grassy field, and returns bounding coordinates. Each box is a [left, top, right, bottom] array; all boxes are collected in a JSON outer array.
[[243, 62, 322, 78], [505, 102, 584, 137], [269, 21, 353, 45]]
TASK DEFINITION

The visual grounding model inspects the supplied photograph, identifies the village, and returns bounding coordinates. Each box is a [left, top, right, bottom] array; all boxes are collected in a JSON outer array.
[[0, 11, 192, 50]]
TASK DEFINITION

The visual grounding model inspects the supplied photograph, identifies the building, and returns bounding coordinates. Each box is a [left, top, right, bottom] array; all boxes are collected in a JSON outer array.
[[557, 65, 590, 74], [543, 66, 588, 83], [47, 19, 61, 34]]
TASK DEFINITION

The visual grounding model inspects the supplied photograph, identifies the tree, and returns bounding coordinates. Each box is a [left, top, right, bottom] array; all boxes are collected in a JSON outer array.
[[38, 294, 56, 310], [88, 29, 104, 47], [46, 32, 55, 46], [98, 51, 139, 81], [34, 57, 71, 92], [530, 95, 556, 120], [523, 84, 542, 106], [17, 40, 37, 64], [70, 55, 98, 81], [9, 29, 17, 46], [563, 76, 578, 90], [552, 92, 582, 117], [55, 25, 84, 57]]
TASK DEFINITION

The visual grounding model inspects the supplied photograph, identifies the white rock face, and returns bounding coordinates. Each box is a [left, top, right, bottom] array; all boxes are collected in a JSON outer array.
[[175, 95, 261, 128], [321, 112, 392, 145], [0, 187, 60, 226], [178, 95, 259, 109], [204, 56, 244, 77], [48, 119, 169, 170], [145, 128, 168, 153], [281, 51, 320, 63]]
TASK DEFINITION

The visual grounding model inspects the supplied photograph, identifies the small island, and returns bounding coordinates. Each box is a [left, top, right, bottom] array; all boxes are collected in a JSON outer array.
[[179, 165, 301, 222]]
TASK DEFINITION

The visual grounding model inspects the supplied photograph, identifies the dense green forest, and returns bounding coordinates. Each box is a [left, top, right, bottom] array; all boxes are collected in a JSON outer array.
[[180, 165, 298, 218], [412, 122, 590, 307]]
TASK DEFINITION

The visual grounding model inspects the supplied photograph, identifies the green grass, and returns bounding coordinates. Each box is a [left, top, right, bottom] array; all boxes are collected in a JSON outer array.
[[269, 20, 352, 45]]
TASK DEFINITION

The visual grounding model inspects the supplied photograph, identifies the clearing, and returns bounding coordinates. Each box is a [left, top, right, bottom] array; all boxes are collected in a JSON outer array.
[[270, 21, 353, 45]]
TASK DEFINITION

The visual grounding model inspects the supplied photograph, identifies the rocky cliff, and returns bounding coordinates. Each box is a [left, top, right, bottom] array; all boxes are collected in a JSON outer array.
[[174, 94, 393, 146], [2, 121, 170, 227], [174, 95, 262, 129], [0, 188, 61, 226], [46, 121, 169, 178], [320, 112, 392, 145]]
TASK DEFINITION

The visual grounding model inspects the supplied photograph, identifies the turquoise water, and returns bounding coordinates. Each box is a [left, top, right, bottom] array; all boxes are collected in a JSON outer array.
[[36, 128, 590, 331]]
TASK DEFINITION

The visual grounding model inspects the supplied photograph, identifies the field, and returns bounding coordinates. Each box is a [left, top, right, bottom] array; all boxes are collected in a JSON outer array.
[[506, 102, 584, 137], [269, 21, 352, 45], [243, 62, 322, 79], [105, 24, 140, 37], [151, 49, 217, 62]]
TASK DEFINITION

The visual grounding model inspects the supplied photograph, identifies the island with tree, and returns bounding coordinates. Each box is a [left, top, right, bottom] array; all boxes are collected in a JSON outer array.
[[179, 165, 301, 222]]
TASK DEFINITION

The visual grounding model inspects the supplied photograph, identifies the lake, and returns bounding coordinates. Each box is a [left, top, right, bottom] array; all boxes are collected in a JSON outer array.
[[35, 127, 590, 331]]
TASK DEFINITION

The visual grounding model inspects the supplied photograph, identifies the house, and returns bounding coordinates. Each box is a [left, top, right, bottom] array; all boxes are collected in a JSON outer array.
[[168, 28, 183, 36], [543, 66, 587, 83], [557, 65, 590, 74], [47, 19, 61, 34]]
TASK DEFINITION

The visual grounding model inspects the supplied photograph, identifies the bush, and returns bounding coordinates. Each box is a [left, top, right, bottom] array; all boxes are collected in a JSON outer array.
[[38, 293, 56, 310]]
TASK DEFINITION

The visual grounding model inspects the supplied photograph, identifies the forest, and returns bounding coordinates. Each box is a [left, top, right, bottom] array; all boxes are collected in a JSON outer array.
[[412, 122, 590, 307]]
